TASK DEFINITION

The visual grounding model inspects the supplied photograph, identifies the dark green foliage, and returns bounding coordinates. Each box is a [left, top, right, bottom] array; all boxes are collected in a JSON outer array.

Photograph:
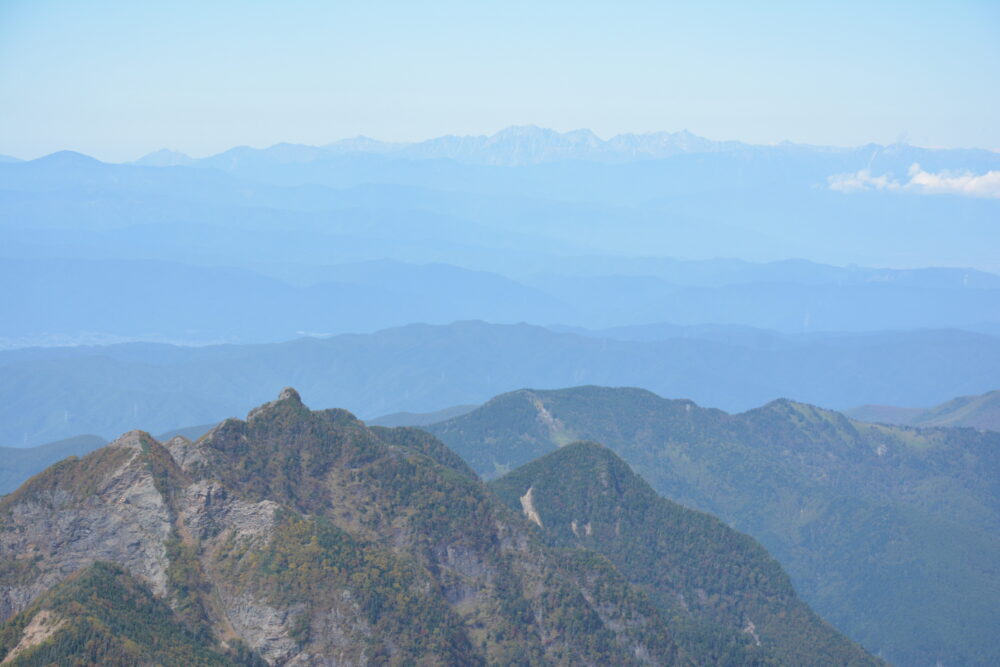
[[164, 537, 214, 640], [0, 562, 240, 666], [371, 424, 479, 479], [430, 385, 1000, 666], [353, 443, 499, 548], [548, 548, 682, 665], [491, 442, 877, 667]]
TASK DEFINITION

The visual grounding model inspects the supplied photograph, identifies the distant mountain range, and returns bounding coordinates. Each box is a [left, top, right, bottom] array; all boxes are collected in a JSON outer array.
[[0, 389, 877, 665], [4, 126, 996, 665], [426, 385, 1000, 666], [134, 126, 749, 167], [3, 321, 999, 447], [4, 130, 999, 276], [325, 126, 747, 165], [4, 147, 1000, 346], [4, 256, 1000, 347], [367, 404, 479, 428], [130, 125, 999, 170], [847, 389, 1000, 432]]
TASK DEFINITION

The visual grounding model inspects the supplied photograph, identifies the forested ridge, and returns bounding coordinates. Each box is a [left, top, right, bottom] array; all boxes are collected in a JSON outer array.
[[0, 389, 877, 665], [428, 385, 1000, 665]]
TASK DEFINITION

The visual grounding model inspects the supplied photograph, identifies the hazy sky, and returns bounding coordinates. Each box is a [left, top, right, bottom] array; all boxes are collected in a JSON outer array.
[[2, 0, 998, 161]]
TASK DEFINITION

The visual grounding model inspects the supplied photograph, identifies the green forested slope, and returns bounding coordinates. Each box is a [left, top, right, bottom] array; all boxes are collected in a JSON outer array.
[[0, 389, 692, 665], [490, 442, 878, 667], [0, 561, 255, 666], [0, 388, 888, 665], [428, 385, 1000, 666]]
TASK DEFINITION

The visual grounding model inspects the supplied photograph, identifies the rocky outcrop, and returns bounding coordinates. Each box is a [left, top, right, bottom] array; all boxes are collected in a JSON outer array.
[[0, 431, 172, 621], [0, 387, 891, 666], [1, 609, 66, 663], [0, 390, 692, 666]]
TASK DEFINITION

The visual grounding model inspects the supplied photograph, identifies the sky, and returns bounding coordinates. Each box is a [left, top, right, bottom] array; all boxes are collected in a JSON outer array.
[[1, 0, 998, 162]]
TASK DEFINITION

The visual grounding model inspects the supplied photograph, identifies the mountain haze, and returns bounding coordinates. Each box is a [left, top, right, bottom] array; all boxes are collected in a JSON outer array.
[[6, 2, 999, 665], [6, 129, 1000, 275], [847, 389, 1000, 432], [3, 125, 997, 664], [132, 126, 1000, 171], [5, 255, 1000, 347], [3, 322, 1000, 447], [133, 126, 745, 167], [367, 404, 479, 428]]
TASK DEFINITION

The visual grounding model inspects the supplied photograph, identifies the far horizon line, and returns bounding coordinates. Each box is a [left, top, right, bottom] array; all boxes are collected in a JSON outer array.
[[5, 124, 999, 164]]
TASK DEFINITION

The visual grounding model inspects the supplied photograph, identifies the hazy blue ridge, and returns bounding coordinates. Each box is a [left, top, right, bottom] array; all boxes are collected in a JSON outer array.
[[4, 139, 1000, 272], [846, 389, 1000, 432], [2, 255, 999, 346], [2, 322, 999, 447], [366, 404, 479, 427]]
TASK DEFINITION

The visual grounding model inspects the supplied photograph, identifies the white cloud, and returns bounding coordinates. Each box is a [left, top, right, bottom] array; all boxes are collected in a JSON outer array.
[[905, 163, 1000, 198], [828, 163, 1000, 199], [828, 169, 901, 193]]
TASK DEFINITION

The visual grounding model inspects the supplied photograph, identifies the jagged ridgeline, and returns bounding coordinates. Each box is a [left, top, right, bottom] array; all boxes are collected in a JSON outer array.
[[0, 389, 878, 665], [426, 385, 1000, 667], [1, 389, 686, 665]]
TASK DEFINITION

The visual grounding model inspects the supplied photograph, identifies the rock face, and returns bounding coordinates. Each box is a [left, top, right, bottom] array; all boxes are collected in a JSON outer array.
[[0, 431, 173, 621], [0, 388, 885, 665], [0, 561, 244, 666], [0, 389, 686, 665]]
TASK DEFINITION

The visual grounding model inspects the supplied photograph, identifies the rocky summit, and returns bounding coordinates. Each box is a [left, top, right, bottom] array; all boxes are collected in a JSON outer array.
[[0, 389, 877, 666]]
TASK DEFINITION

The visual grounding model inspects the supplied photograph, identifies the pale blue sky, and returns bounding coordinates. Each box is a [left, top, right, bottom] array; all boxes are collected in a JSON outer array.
[[1, 0, 998, 161]]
